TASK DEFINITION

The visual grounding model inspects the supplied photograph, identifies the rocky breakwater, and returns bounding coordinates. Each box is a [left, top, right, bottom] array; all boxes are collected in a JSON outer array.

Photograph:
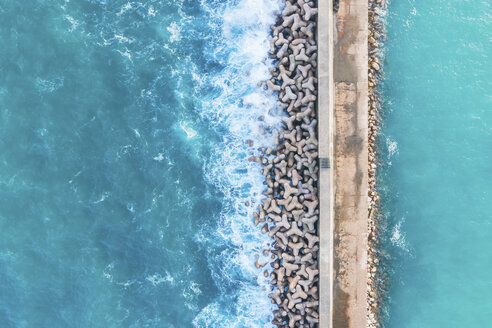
[[250, 0, 320, 327], [367, 0, 386, 327]]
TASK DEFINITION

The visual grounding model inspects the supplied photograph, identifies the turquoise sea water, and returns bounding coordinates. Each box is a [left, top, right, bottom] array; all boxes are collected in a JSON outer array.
[[380, 0, 492, 327], [0, 0, 281, 327]]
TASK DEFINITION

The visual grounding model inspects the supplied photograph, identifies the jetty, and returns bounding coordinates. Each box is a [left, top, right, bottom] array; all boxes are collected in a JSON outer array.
[[255, 0, 369, 326]]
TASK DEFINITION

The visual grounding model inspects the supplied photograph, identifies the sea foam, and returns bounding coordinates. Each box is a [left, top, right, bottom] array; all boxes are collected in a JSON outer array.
[[192, 0, 282, 326]]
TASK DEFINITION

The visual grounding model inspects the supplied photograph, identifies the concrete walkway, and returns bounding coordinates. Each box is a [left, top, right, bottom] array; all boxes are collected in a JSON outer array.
[[318, 0, 368, 327], [317, 0, 334, 327]]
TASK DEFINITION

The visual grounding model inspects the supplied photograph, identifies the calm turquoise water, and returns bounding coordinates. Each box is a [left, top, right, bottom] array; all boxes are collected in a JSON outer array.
[[380, 0, 492, 326], [0, 0, 281, 327]]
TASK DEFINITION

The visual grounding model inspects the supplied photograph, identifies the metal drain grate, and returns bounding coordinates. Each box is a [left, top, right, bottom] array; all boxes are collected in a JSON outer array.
[[320, 157, 330, 169]]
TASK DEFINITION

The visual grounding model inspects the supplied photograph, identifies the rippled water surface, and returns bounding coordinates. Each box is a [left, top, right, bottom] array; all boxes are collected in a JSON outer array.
[[0, 0, 282, 327], [379, 0, 492, 326]]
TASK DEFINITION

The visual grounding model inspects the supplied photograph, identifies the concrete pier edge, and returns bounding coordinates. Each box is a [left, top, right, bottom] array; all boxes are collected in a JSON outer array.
[[317, 0, 334, 326]]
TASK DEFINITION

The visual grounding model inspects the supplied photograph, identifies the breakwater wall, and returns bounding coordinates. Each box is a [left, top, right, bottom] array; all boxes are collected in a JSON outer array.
[[254, 0, 375, 326], [253, 0, 321, 326], [367, 0, 387, 327]]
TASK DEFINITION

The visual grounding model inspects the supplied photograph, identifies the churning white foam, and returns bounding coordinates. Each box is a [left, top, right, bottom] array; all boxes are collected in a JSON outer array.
[[386, 136, 398, 165], [191, 0, 282, 326], [390, 218, 411, 254], [167, 22, 182, 42], [146, 272, 175, 286], [179, 121, 198, 139]]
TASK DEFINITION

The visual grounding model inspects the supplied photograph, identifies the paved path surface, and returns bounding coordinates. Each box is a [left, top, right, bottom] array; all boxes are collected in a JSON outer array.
[[332, 0, 368, 327], [318, 0, 368, 327], [317, 0, 334, 327], [318, 0, 334, 328]]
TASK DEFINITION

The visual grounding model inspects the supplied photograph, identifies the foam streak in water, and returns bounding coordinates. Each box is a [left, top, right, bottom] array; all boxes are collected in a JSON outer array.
[[192, 0, 282, 327]]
